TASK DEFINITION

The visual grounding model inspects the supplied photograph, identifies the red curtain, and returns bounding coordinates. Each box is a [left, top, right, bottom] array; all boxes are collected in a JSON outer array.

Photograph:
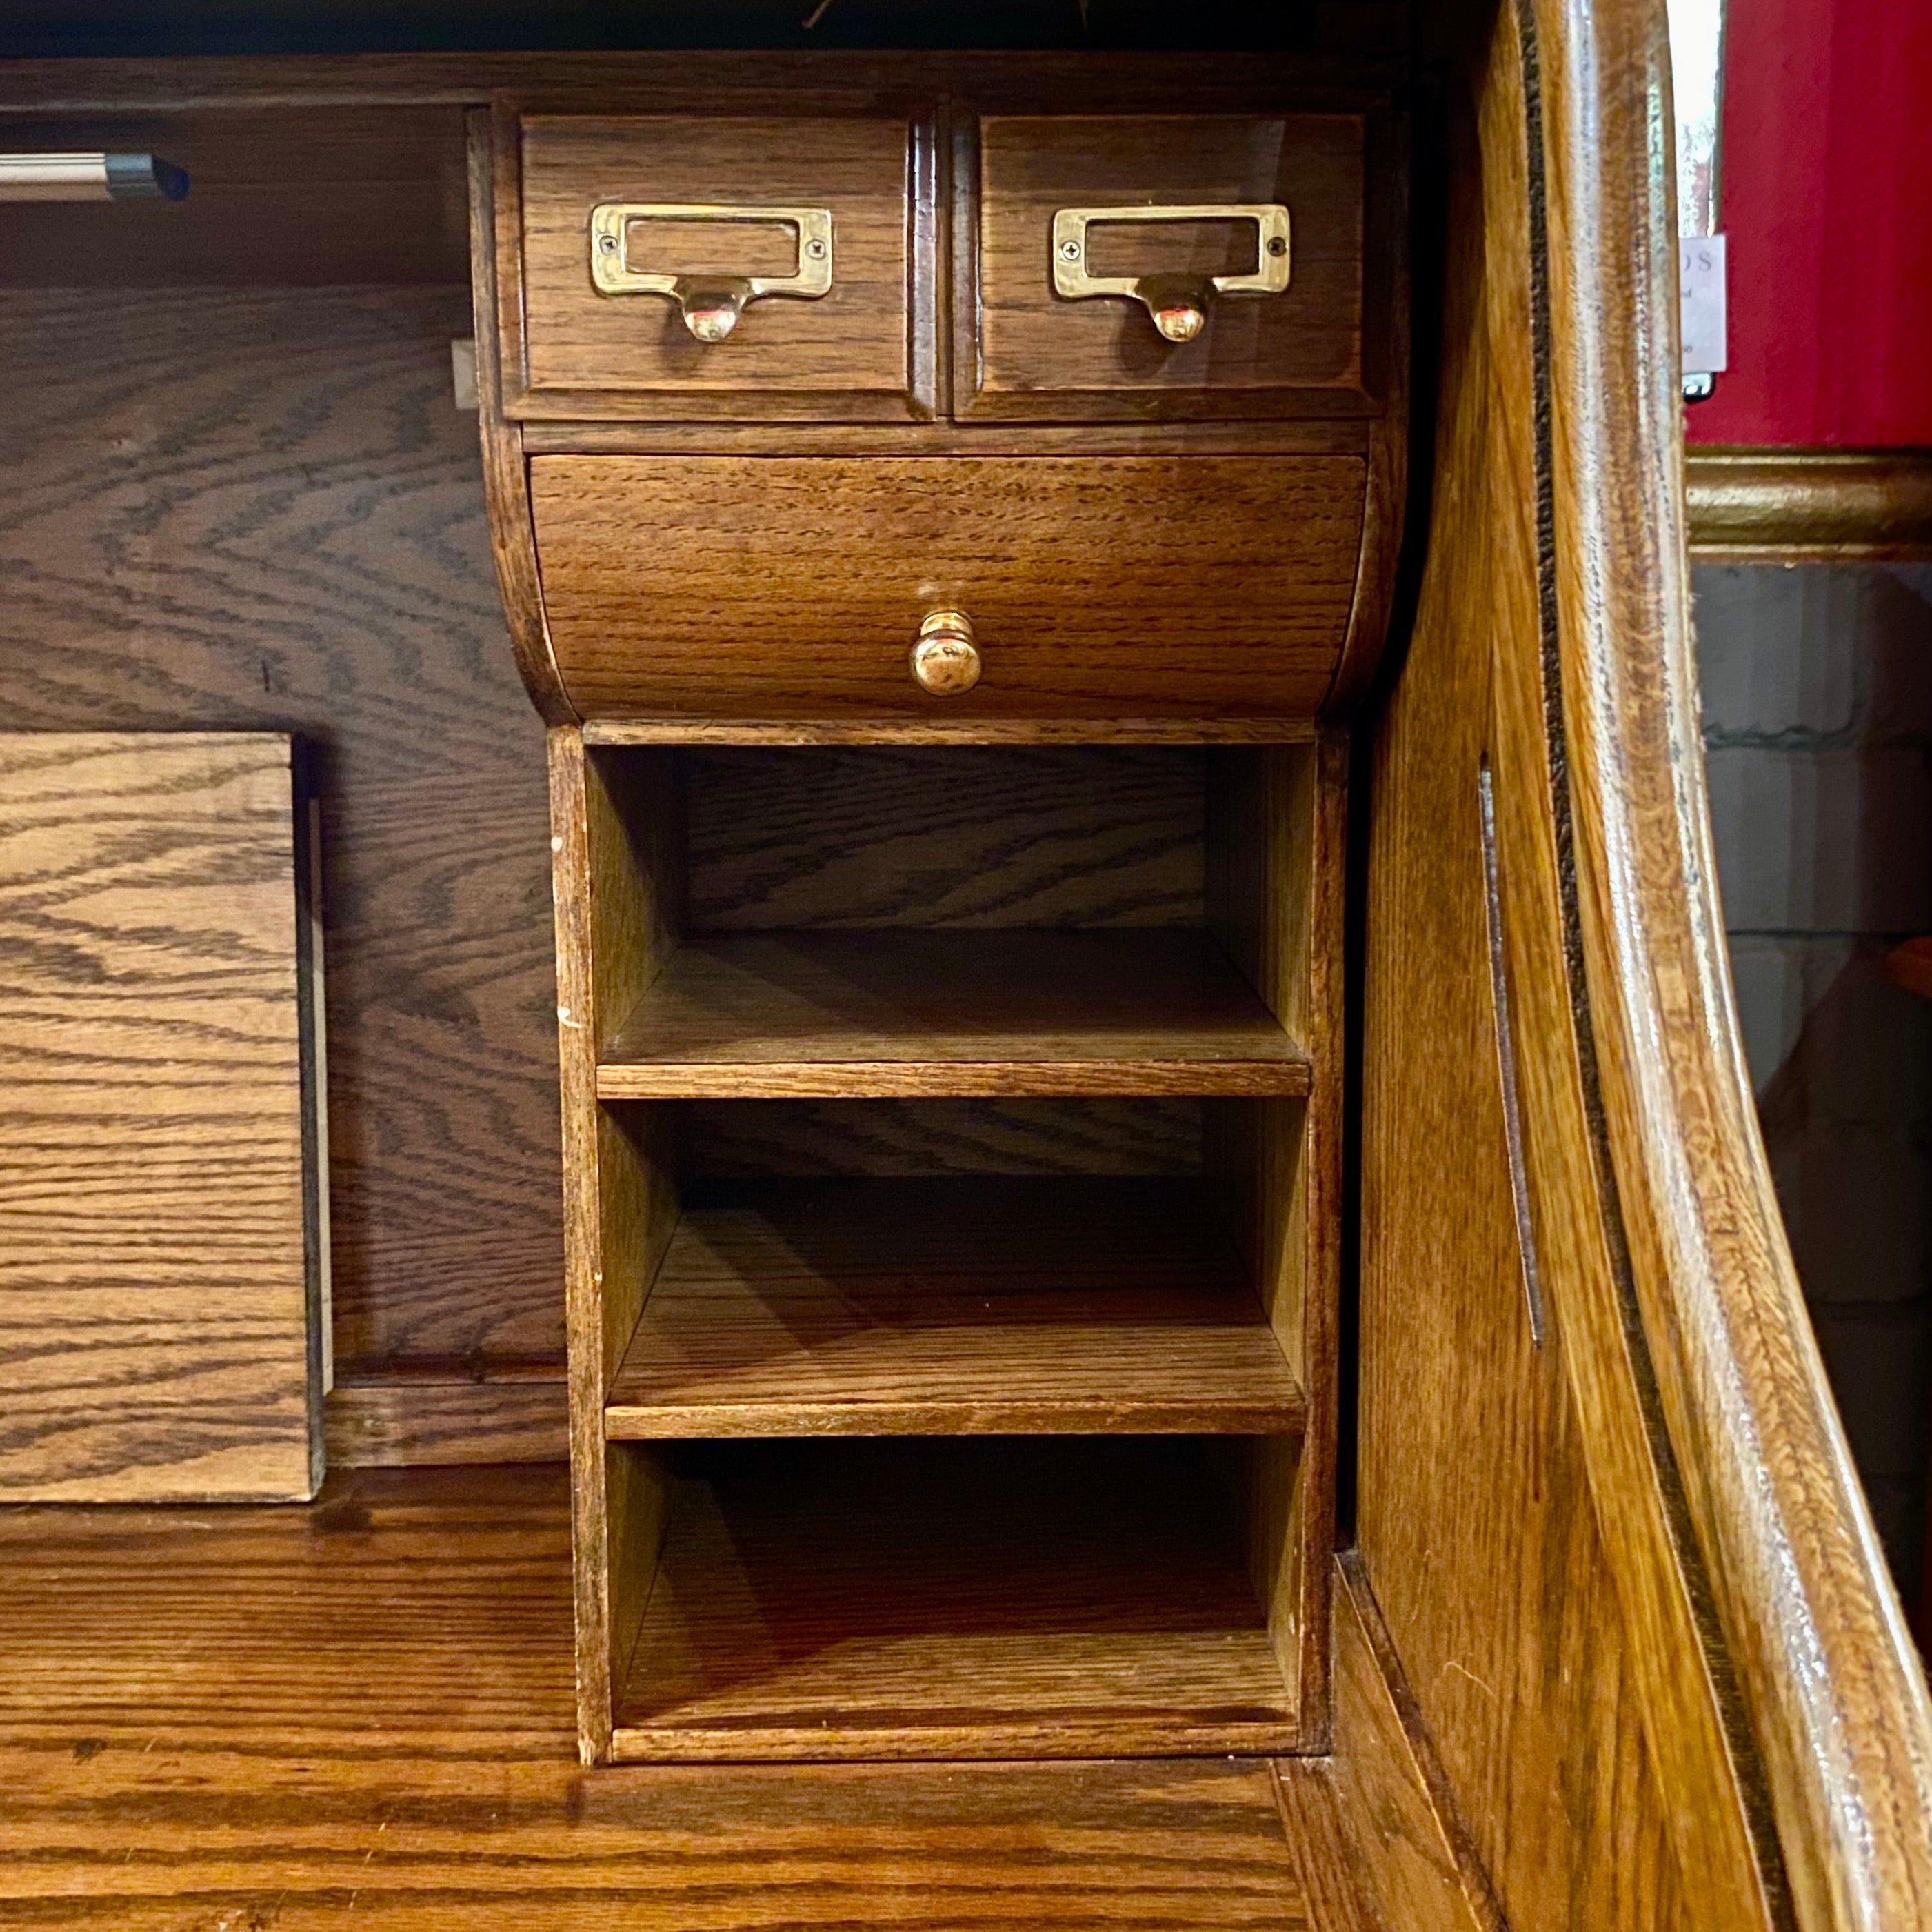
[[1687, 0, 1932, 447]]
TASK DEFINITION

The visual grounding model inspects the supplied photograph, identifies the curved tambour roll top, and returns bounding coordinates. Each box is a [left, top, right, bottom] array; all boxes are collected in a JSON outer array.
[[472, 80, 1408, 730], [1354, 5, 1932, 1932]]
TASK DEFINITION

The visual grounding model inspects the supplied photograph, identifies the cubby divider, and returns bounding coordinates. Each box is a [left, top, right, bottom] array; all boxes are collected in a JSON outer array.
[[550, 732, 1342, 1762]]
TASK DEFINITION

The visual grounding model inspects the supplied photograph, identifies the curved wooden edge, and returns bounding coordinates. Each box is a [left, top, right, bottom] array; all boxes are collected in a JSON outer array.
[[466, 105, 578, 727], [1536, 4, 1932, 1927], [1324, 102, 1411, 716], [1687, 448, 1932, 562]]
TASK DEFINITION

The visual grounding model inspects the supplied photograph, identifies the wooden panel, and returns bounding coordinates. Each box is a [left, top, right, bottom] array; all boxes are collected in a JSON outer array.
[[613, 1437, 1298, 1760], [1357, 4, 1762, 1926], [1525, 0, 1932, 1923], [1205, 737, 1343, 1740], [1358, 9, 1696, 1925], [324, 1373, 567, 1465], [683, 1095, 1205, 1177], [967, 114, 1367, 419], [1324, 1556, 1505, 1932], [0, 283, 563, 1393], [597, 929, 1309, 1098], [684, 743, 1206, 929], [0, 105, 469, 287], [603, 1176, 1305, 1436], [514, 114, 925, 419], [0, 732, 321, 1500], [550, 727, 683, 1762], [529, 454, 1365, 721], [0, 1464, 1334, 1929]]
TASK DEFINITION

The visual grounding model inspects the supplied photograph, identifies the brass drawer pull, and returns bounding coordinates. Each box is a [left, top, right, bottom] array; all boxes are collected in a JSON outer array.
[[588, 201, 834, 343], [909, 610, 980, 695], [1051, 201, 1291, 343]]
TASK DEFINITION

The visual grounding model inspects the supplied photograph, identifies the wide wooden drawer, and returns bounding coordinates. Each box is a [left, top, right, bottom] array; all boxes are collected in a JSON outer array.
[[510, 115, 925, 420], [529, 456, 1365, 721]]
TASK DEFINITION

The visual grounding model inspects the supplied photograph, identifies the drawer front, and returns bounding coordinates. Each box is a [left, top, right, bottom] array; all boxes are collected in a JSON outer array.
[[965, 115, 1366, 421], [513, 116, 925, 419], [530, 456, 1365, 720]]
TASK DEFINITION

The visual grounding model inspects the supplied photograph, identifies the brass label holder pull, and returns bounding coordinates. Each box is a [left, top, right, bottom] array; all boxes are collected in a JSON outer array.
[[1051, 202, 1291, 343], [588, 202, 834, 343]]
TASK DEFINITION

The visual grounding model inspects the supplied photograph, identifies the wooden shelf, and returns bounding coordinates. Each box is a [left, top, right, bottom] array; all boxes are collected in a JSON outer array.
[[596, 929, 1309, 1098], [610, 1438, 1299, 1761], [604, 1176, 1305, 1438]]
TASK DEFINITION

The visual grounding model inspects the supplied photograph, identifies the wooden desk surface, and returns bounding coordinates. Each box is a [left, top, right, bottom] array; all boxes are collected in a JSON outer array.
[[0, 1465, 1348, 1930]]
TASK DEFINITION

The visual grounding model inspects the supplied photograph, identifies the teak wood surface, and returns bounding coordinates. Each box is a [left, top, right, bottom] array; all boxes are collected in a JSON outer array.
[[0, 732, 324, 1502]]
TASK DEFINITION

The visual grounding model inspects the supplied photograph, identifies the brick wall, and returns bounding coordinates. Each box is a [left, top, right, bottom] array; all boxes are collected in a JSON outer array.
[[1695, 561, 1932, 1597]]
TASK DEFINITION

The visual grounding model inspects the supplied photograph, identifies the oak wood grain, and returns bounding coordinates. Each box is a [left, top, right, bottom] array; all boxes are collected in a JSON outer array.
[[0, 1463, 1333, 1929], [967, 114, 1367, 421], [1205, 739, 1343, 1740], [0, 732, 322, 1502], [681, 1095, 1206, 1177], [528, 454, 1365, 721], [585, 715, 1322, 744], [613, 1436, 1300, 1760], [521, 416, 1372, 455], [1525, 0, 1932, 1922], [1356, 10, 1704, 1924], [0, 47, 1408, 117], [683, 743, 1206, 930], [324, 1373, 567, 1465], [596, 929, 1311, 1098], [0, 282, 564, 1393], [549, 728, 686, 1762], [603, 1176, 1305, 1436], [0, 105, 469, 287], [471, 105, 578, 725], [512, 113, 927, 420], [1325, 1553, 1505, 1932], [1469, 6, 1778, 1917]]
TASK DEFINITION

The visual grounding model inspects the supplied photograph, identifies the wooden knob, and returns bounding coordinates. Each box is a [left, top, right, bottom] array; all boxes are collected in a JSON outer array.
[[909, 610, 980, 696]]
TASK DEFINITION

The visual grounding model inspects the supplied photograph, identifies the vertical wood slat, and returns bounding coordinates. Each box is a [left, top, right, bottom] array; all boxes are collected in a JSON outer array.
[[0, 731, 325, 1501], [1205, 737, 1345, 1745], [550, 729, 685, 1761]]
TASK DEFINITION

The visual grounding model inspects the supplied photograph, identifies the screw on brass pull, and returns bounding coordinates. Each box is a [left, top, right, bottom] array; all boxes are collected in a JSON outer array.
[[1051, 202, 1291, 343], [909, 610, 981, 696], [588, 203, 833, 342]]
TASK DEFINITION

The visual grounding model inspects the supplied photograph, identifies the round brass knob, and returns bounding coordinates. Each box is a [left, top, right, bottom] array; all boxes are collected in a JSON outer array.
[[909, 610, 980, 696], [1151, 302, 1207, 343], [678, 287, 746, 343]]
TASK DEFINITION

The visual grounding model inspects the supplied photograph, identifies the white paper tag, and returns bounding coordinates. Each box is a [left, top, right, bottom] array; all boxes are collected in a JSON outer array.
[[1680, 233, 1728, 374]]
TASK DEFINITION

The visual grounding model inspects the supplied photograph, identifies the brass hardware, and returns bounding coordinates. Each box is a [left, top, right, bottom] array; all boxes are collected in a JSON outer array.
[[909, 610, 980, 696], [1050, 202, 1291, 342], [588, 202, 834, 342]]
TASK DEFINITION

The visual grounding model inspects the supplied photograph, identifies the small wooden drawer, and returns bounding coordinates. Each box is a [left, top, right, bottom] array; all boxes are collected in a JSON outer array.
[[528, 454, 1365, 721], [963, 115, 1367, 421], [507, 115, 928, 420]]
